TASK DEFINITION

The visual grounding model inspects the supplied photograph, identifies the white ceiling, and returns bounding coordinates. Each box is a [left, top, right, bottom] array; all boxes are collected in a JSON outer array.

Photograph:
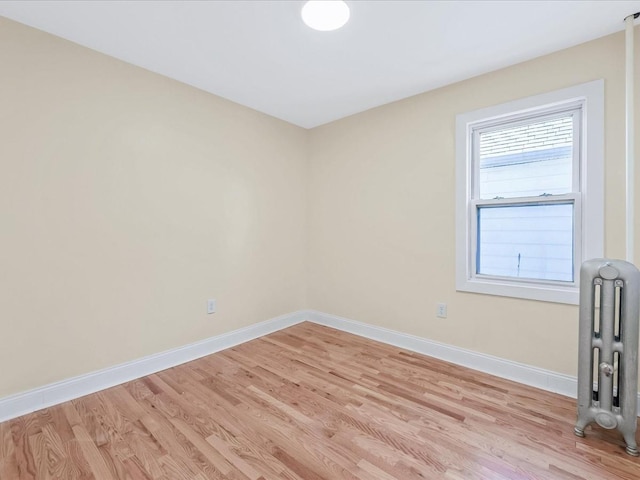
[[1, 1, 639, 128]]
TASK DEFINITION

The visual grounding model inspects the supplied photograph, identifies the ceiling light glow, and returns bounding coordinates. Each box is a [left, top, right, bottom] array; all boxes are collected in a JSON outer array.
[[301, 1, 350, 32]]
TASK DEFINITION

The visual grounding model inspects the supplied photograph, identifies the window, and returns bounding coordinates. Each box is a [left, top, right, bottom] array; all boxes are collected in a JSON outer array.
[[455, 81, 604, 304]]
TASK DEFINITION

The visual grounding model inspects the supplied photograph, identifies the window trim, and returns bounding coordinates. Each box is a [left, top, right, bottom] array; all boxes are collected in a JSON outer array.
[[455, 80, 604, 305]]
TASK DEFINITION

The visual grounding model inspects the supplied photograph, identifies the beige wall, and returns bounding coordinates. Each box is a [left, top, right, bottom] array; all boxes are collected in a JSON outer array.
[[0, 18, 308, 398], [308, 28, 640, 377], [2, 15, 639, 401]]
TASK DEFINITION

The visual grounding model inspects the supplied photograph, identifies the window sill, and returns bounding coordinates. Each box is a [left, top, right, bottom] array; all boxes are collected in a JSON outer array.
[[456, 277, 579, 305]]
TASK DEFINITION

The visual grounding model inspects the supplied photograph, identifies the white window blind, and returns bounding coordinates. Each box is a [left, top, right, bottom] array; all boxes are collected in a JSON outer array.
[[478, 115, 574, 199]]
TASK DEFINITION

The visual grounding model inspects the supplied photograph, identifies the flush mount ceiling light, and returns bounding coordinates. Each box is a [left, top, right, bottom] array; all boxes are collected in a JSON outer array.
[[301, 1, 350, 31]]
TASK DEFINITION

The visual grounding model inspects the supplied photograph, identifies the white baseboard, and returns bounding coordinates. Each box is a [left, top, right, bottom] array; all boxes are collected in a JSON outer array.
[[3, 308, 638, 423], [305, 310, 640, 415], [0, 310, 307, 423]]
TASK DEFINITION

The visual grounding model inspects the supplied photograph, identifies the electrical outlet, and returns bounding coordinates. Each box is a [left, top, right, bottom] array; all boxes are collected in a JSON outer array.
[[436, 303, 447, 318], [207, 299, 216, 314]]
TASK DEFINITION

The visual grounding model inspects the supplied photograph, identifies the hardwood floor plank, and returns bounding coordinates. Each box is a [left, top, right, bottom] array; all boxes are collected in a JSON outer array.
[[2, 322, 640, 479], [167, 417, 239, 479], [0, 421, 14, 462], [10, 416, 39, 480], [28, 432, 54, 480], [72, 424, 116, 480], [121, 420, 167, 480], [0, 452, 20, 480], [0, 421, 20, 479]]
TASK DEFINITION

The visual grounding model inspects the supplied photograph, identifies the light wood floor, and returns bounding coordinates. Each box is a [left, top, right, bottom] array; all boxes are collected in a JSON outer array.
[[2, 322, 640, 479]]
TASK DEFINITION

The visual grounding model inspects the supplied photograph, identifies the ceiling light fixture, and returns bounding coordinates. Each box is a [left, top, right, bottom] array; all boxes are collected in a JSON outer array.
[[301, 1, 350, 32]]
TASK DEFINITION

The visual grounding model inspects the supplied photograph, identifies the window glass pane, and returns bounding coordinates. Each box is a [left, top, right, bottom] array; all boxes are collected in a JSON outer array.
[[477, 203, 574, 282], [478, 116, 573, 199]]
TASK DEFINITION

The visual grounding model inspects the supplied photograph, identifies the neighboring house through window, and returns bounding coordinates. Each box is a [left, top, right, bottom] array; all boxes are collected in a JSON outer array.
[[455, 80, 604, 304]]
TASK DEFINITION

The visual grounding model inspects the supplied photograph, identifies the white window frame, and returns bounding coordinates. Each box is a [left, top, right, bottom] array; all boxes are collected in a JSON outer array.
[[455, 80, 604, 305]]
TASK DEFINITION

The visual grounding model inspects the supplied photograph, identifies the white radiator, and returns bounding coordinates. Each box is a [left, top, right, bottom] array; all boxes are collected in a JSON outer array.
[[575, 259, 640, 455]]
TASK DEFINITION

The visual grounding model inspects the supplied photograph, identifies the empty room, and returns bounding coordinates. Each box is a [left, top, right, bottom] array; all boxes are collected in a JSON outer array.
[[3, 1, 640, 478]]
